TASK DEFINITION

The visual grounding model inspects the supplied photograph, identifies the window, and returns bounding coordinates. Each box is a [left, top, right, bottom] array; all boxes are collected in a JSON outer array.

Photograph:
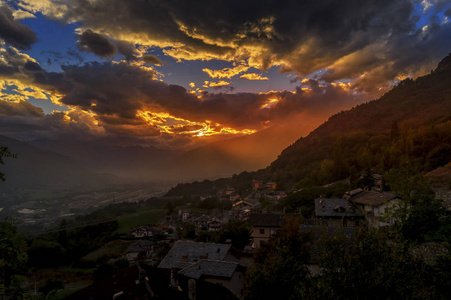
[[259, 229, 265, 234]]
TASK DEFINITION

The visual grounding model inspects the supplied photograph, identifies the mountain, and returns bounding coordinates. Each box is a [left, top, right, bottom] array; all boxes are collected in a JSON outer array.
[[30, 138, 180, 180], [165, 53, 451, 197], [0, 135, 118, 193], [267, 53, 451, 187], [153, 120, 319, 181]]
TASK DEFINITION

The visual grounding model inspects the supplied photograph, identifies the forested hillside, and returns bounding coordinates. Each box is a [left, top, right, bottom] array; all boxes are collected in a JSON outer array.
[[268, 53, 451, 189]]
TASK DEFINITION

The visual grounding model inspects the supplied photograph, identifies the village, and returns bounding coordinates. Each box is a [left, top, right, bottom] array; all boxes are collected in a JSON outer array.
[[64, 174, 436, 300]]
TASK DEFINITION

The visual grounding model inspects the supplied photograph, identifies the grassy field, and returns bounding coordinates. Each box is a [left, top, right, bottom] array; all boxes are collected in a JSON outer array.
[[81, 240, 134, 262], [116, 208, 166, 234]]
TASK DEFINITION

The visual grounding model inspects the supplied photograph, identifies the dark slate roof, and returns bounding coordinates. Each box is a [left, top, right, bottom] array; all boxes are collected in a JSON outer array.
[[127, 240, 154, 253], [350, 191, 397, 206], [247, 213, 284, 227], [314, 198, 363, 218], [194, 215, 212, 222], [158, 241, 231, 270], [178, 260, 238, 279]]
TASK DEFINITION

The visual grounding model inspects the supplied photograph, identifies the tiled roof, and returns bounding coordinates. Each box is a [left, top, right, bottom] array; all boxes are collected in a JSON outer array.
[[247, 213, 284, 227], [178, 260, 238, 279], [350, 191, 397, 206], [194, 215, 211, 222], [158, 241, 231, 270], [127, 240, 154, 253], [314, 198, 363, 218]]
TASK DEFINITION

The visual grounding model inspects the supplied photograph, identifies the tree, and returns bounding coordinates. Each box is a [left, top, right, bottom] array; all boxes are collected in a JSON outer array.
[[0, 218, 28, 292], [245, 218, 311, 300], [39, 279, 64, 297], [0, 147, 16, 181], [219, 219, 250, 249], [309, 229, 427, 300]]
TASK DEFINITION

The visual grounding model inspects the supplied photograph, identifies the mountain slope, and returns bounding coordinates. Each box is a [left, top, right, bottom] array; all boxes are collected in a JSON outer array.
[[268, 53, 451, 186], [30, 138, 180, 180], [0, 135, 117, 192]]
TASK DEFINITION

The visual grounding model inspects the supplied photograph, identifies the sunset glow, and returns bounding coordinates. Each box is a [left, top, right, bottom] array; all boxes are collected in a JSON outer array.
[[0, 0, 450, 151]]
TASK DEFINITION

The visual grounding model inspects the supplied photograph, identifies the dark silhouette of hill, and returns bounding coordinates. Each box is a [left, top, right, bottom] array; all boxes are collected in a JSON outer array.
[[0, 135, 118, 192], [30, 138, 180, 180]]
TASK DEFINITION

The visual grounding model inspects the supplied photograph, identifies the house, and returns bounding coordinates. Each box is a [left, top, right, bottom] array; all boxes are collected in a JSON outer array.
[[314, 198, 364, 227], [207, 218, 222, 231], [178, 260, 245, 299], [194, 214, 212, 229], [65, 262, 234, 300], [349, 191, 399, 228], [232, 200, 253, 211], [252, 179, 263, 190], [125, 240, 154, 261], [178, 208, 191, 222], [265, 182, 277, 191], [129, 225, 153, 238], [228, 191, 240, 202], [225, 186, 236, 196], [158, 241, 241, 292], [248, 213, 284, 248]]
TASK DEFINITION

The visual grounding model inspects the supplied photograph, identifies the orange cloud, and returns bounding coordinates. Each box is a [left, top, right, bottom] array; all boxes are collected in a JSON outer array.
[[202, 64, 249, 79], [260, 98, 279, 109], [240, 73, 269, 80], [203, 80, 231, 88]]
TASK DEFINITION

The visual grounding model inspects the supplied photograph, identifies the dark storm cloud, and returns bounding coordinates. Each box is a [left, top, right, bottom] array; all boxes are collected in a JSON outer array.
[[24, 60, 42, 71], [1, 56, 365, 147], [142, 54, 162, 65], [0, 99, 44, 117], [0, 56, 359, 131], [116, 40, 138, 61], [0, 5, 37, 50], [66, 49, 84, 63], [77, 29, 116, 58], [45, 62, 361, 130], [45, 0, 416, 69]]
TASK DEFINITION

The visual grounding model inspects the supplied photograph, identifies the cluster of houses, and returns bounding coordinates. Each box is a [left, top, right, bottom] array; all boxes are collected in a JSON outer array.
[[73, 176, 408, 299]]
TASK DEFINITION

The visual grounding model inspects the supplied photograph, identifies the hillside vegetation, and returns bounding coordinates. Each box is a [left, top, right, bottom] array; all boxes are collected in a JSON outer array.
[[167, 53, 451, 196], [267, 53, 451, 189]]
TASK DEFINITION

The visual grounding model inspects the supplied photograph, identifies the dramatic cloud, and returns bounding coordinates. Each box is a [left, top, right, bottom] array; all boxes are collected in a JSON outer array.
[[15, 0, 451, 94], [240, 73, 269, 80], [203, 80, 231, 88], [203, 65, 250, 79], [1, 55, 366, 148], [142, 54, 162, 65], [0, 5, 36, 50], [2, 0, 451, 150], [77, 29, 116, 58]]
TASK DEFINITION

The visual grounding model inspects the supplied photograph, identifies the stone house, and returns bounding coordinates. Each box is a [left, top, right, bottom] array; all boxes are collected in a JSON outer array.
[[314, 198, 364, 227]]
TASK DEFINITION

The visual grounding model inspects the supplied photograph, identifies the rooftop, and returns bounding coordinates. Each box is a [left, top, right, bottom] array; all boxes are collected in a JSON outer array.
[[314, 198, 363, 218], [248, 213, 285, 227], [178, 260, 239, 279], [350, 191, 397, 206], [158, 241, 231, 270]]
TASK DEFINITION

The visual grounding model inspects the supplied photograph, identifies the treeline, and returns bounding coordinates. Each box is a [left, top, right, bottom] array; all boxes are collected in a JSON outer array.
[[165, 171, 255, 198]]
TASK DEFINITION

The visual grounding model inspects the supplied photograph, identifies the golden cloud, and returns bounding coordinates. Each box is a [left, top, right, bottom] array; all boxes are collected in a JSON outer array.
[[240, 73, 269, 80], [137, 110, 256, 137], [202, 64, 249, 79], [203, 80, 231, 88]]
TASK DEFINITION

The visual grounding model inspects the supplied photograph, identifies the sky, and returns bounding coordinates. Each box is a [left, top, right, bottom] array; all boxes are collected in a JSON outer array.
[[1, 0, 451, 151]]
